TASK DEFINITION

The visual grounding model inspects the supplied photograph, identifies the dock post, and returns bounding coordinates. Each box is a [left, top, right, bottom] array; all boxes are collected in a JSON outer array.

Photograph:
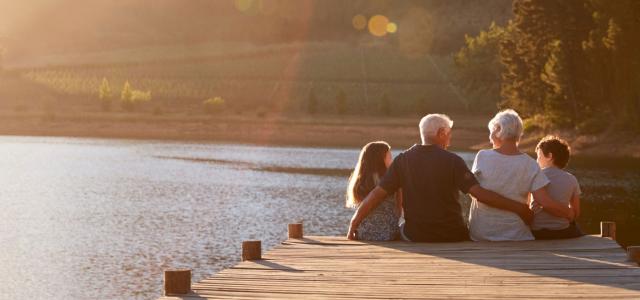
[[600, 221, 616, 240], [288, 223, 303, 239], [163, 269, 191, 296], [242, 240, 262, 261], [628, 246, 640, 265]]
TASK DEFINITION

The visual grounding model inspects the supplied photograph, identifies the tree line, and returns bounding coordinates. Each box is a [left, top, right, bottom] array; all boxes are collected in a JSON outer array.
[[455, 0, 640, 132]]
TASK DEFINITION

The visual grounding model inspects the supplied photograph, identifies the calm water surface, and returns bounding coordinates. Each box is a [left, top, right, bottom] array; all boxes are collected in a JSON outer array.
[[0, 136, 637, 299]]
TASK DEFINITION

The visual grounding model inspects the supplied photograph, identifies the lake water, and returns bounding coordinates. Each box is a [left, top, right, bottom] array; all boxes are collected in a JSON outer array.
[[0, 136, 637, 299]]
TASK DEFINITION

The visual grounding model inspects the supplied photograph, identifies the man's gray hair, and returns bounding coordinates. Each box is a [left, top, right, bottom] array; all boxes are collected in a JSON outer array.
[[419, 114, 453, 144], [488, 109, 524, 141]]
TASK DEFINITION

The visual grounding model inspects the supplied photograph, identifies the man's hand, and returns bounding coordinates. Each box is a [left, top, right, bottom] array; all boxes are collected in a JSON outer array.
[[346, 187, 388, 240], [517, 206, 534, 225]]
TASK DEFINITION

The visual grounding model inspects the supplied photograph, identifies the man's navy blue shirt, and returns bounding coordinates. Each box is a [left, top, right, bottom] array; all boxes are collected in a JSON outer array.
[[379, 144, 478, 242]]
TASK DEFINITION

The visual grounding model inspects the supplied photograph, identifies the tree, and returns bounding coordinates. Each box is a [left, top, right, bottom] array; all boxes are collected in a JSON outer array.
[[500, 0, 591, 126], [336, 89, 347, 115], [203, 97, 225, 114], [131, 90, 152, 103], [582, 0, 640, 129], [540, 40, 574, 126], [98, 78, 112, 111], [454, 22, 507, 111], [120, 81, 133, 111]]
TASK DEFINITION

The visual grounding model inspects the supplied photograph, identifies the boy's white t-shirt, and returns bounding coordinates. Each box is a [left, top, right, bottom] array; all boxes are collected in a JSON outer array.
[[468, 149, 549, 241]]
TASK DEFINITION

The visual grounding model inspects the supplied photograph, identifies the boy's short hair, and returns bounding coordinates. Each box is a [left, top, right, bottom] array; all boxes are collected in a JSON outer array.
[[536, 135, 571, 169]]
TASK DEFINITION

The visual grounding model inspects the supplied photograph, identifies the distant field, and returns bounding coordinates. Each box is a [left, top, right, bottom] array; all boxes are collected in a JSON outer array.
[[4, 42, 470, 116]]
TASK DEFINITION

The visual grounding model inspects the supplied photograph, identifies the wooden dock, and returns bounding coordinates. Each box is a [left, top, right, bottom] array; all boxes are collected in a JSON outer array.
[[159, 223, 640, 299]]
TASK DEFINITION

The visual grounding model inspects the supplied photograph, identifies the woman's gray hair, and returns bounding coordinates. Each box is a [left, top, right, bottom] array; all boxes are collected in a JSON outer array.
[[488, 109, 524, 141], [419, 114, 453, 144]]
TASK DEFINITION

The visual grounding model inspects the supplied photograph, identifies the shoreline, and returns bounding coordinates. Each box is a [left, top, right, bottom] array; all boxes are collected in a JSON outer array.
[[1, 111, 638, 160]]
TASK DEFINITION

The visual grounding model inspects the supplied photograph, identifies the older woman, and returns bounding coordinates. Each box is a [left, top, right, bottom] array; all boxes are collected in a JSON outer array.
[[468, 109, 574, 241]]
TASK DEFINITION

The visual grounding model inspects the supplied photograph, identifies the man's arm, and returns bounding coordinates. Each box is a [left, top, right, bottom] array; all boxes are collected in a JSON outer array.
[[468, 184, 534, 225], [531, 187, 574, 220], [347, 187, 388, 240]]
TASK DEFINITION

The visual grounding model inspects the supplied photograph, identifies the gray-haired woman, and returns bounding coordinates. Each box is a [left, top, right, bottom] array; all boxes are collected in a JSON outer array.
[[468, 109, 574, 241]]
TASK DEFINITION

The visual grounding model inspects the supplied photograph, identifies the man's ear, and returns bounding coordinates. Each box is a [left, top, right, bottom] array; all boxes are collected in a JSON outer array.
[[436, 127, 446, 138]]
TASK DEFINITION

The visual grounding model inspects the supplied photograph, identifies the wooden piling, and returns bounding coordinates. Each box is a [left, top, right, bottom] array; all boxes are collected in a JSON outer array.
[[288, 223, 303, 239], [600, 221, 616, 240], [242, 240, 261, 261], [628, 246, 640, 265], [163, 269, 191, 296]]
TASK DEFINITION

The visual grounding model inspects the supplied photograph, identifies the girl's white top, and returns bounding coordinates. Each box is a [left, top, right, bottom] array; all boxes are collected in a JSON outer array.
[[468, 149, 549, 241]]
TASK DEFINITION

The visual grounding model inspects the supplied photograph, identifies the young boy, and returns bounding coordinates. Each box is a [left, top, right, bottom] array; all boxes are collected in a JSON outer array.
[[531, 135, 583, 239]]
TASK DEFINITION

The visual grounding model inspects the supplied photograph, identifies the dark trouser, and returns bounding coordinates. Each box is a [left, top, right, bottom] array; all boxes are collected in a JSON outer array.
[[532, 222, 584, 240]]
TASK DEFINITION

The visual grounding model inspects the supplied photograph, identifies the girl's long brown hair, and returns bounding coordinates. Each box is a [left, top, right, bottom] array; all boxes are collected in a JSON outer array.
[[346, 141, 390, 208]]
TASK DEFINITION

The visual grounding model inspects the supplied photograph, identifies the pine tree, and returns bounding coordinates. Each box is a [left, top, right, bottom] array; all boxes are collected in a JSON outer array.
[[500, 0, 557, 117], [500, 0, 591, 126], [98, 78, 112, 111], [541, 40, 574, 126], [454, 22, 507, 112], [121, 81, 133, 111]]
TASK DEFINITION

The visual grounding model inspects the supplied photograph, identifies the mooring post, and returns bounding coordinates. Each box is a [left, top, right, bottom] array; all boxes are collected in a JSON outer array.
[[288, 223, 303, 239], [628, 246, 640, 265], [242, 240, 262, 261], [163, 269, 191, 296], [600, 221, 616, 240]]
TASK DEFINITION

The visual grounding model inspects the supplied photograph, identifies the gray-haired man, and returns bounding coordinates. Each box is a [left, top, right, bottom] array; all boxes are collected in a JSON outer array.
[[347, 114, 533, 242]]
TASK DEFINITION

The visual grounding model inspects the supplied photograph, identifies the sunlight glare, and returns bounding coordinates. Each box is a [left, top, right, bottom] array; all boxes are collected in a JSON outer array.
[[368, 15, 389, 37], [386, 22, 398, 34], [352, 14, 367, 31]]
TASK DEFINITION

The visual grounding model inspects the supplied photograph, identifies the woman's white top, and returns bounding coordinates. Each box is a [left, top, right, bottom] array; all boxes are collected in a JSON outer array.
[[468, 149, 550, 241]]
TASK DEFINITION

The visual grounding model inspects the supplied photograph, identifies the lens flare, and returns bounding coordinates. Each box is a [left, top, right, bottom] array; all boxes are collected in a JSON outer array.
[[352, 14, 367, 30], [368, 15, 389, 37], [234, 0, 253, 12], [386, 22, 397, 33], [234, 0, 260, 15]]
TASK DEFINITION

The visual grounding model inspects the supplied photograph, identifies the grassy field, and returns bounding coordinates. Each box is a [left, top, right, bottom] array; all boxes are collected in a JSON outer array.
[[3, 42, 468, 116]]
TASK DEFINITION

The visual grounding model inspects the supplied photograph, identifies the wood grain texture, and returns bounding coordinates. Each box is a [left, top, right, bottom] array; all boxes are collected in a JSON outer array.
[[158, 235, 640, 299]]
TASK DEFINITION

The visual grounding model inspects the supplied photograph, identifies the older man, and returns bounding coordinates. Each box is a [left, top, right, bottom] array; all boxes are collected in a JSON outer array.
[[347, 114, 533, 242]]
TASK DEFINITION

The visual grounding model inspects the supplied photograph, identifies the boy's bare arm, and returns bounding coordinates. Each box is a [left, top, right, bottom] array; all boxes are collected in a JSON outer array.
[[570, 193, 581, 219], [532, 187, 574, 220]]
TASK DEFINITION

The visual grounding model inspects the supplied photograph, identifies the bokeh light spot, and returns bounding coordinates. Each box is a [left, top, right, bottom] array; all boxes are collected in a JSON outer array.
[[352, 14, 367, 30], [386, 22, 398, 33], [234, 0, 253, 12], [234, 0, 260, 15], [368, 15, 389, 37]]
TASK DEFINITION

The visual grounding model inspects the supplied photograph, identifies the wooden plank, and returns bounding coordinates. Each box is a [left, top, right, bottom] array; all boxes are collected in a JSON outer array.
[[157, 235, 640, 300]]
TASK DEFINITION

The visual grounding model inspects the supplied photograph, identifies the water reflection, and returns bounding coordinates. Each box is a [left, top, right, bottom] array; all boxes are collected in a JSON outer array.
[[0, 136, 637, 299]]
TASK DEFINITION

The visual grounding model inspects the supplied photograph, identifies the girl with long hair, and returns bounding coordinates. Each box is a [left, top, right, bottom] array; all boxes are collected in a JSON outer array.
[[346, 141, 402, 241]]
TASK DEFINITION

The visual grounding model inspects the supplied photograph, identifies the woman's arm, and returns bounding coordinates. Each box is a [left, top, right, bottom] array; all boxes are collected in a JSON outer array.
[[570, 193, 580, 219], [395, 189, 403, 218], [347, 187, 388, 240], [531, 187, 575, 220]]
